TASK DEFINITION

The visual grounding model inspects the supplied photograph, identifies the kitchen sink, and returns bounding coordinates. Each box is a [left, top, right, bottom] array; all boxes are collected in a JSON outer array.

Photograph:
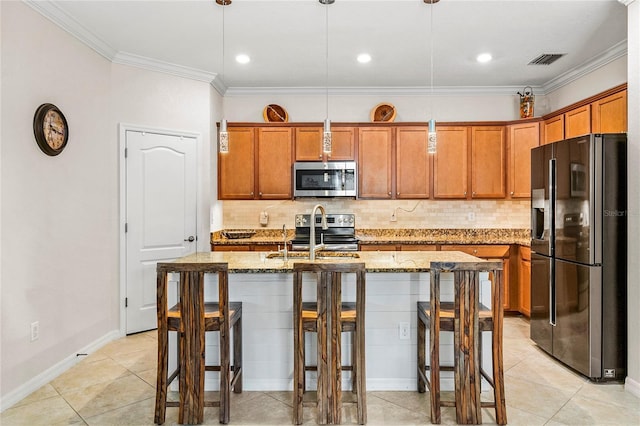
[[265, 251, 360, 260]]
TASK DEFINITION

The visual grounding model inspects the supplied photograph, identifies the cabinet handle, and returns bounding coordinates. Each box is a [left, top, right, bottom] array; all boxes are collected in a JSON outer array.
[[388, 191, 392, 196], [472, 191, 476, 197], [397, 192, 400, 196], [464, 191, 467, 196], [250, 192, 254, 196], [510, 191, 514, 196], [259, 192, 263, 196], [319, 154, 322, 159]]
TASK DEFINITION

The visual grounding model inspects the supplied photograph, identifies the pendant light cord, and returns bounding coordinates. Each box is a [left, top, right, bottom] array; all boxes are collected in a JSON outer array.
[[429, 3, 434, 117], [325, 2, 329, 120]]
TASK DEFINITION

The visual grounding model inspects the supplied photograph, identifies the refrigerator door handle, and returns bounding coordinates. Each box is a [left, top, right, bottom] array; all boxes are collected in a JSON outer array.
[[549, 258, 556, 326]]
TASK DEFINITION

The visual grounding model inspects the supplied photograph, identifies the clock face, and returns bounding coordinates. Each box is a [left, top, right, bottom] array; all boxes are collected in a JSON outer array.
[[33, 103, 68, 156], [44, 109, 67, 150]]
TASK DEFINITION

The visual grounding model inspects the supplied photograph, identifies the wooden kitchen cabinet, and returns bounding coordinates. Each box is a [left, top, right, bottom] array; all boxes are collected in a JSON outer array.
[[564, 104, 591, 138], [218, 127, 293, 200], [358, 127, 393, 198], [519, 246, 531, 317], [507, 121, 539, 198], [470, 126, 506, 198], [396, 126, 431, 199], [218, 127, 256, 199], [257, 128, 293, 199], [591, 89, 627, 133], [433, 126, 469, 199], [441, 244, 511, 310], [542, 115, 564, 145], [294, 126, 355, 161]]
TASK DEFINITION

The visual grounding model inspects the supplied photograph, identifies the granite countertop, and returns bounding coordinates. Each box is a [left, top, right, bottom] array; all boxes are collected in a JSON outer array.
[[211, 228, 530, 247], [169, 250, 482, 273]]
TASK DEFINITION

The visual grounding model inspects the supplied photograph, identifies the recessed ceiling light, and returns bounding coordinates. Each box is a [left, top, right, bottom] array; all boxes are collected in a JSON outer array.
[[357, 53, 372, 64], [476, 53, 492, 63], [235, 54, 250, 64]]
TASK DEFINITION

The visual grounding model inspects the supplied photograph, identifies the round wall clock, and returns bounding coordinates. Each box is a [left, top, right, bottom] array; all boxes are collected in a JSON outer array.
[[33, 103, 69, 156], [370, 103, 397, 122], [262, 104, 289, 123]]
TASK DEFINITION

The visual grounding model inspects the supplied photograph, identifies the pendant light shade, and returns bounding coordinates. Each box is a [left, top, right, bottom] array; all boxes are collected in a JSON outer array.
[[219, 119, 229, 153], [323, 118, 332, 153], [428, 119, 437, 154]]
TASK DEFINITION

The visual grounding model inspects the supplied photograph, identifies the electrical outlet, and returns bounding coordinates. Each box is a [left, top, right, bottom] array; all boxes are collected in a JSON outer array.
[[390, 211, 397, 222], [467, 212, 476, 221], [31, 321, 39, 342], [259, 211, 269, 226], [399, 322, 410, 340]]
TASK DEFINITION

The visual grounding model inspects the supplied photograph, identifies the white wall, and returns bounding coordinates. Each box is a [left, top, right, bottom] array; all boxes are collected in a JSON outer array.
[[110, 64, 214, 253], [1, 1, 117, 400], [224, 91, 521, 123], [543, 56, 627, 113], [0, 2, 216, 408], [624, 0, 639, 398]]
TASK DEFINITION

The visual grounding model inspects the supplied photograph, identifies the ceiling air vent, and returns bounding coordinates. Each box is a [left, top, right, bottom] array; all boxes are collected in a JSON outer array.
[[528, 53, 565, 65]]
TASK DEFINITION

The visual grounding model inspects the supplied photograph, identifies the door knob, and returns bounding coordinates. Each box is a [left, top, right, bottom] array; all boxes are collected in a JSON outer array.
[[184, 236, 195, 242]]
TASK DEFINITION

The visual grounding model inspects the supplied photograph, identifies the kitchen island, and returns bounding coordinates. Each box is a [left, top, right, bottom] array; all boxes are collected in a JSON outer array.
[[165, 250, 485, 392]]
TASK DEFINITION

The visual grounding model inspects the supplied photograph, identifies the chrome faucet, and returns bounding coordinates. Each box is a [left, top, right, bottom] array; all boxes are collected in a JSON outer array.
[[309, 204, 328, 261]]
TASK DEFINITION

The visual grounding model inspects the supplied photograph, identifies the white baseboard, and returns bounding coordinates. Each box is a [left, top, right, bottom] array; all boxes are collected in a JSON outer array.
[[0, 329, 121, 412], [625, 375, 640, 398]]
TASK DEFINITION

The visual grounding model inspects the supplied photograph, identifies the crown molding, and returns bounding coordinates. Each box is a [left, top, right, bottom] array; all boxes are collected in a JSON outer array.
[[541, 39, 627, 94], [112, 52, 218, 84], [224, 85, 539, 97], [617, 0, 634, 6]]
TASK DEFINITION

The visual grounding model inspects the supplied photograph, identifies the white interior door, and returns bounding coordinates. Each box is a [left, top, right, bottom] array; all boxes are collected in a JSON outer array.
[[125, 130, 197, 334]]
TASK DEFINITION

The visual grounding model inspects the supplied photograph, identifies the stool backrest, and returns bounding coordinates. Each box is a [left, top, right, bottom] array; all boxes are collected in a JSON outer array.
[[156, 262, 230, 324], [429, 261, 503, 315]]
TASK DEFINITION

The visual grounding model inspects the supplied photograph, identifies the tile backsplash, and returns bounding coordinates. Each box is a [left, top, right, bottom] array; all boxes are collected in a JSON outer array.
[[218, 199, 530, 230]]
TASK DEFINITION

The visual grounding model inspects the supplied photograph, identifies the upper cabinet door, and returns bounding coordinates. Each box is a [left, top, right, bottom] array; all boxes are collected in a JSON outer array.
[[358, 127, 393, 199], [471, 126, 506, 199], [564, 104, 591, 139], [591, 89, 627, 133], [542, 115, 564, 145], [508, 122, 539, 198], [294, 126, 356, 161], [218, 127, 256, 200], [329, 127, 356, 161], [396, 126, 430, 199], [257, 128, 293, 199], [294, 127, 323, 161], [433, 126, 468, 199]]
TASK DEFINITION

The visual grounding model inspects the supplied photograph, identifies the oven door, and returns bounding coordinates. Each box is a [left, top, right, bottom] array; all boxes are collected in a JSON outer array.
[[293, 162, 356, 197]]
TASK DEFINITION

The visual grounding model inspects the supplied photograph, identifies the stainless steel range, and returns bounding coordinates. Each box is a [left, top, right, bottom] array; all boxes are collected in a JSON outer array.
[[291, 213, 358, 251]]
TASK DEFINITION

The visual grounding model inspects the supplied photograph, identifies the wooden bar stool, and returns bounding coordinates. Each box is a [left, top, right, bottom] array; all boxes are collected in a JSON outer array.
[[292, 262, 367, 425], [155, 262, 242, 425], [417, 261, 506, 425]]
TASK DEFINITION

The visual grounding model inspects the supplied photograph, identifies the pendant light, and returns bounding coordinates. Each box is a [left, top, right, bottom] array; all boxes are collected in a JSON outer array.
[[217, 0, 231, 153], [320, 0, 334, 154], [425, 0, 439, 154]]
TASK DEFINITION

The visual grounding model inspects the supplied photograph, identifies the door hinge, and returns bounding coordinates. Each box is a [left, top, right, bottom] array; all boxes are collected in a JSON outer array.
[[124, 148, 128, 158], [125, 223, 128, 233], [125, 297, 128, 308]]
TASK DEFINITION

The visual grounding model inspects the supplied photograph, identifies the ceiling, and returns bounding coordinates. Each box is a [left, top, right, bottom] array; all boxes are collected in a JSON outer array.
[[29, 0, 628, 95]]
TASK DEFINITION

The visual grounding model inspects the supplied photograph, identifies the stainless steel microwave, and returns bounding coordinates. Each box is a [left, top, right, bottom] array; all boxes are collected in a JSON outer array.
[[293, 161, 357, 198]]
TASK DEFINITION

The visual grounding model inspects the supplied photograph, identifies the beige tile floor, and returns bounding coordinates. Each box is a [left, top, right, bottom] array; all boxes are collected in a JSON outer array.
[[2, 317, 639, 425]]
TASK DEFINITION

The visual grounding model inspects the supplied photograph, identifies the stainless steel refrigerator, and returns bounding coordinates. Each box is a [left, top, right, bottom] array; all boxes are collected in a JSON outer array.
[[530, 133, 627, 381]]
